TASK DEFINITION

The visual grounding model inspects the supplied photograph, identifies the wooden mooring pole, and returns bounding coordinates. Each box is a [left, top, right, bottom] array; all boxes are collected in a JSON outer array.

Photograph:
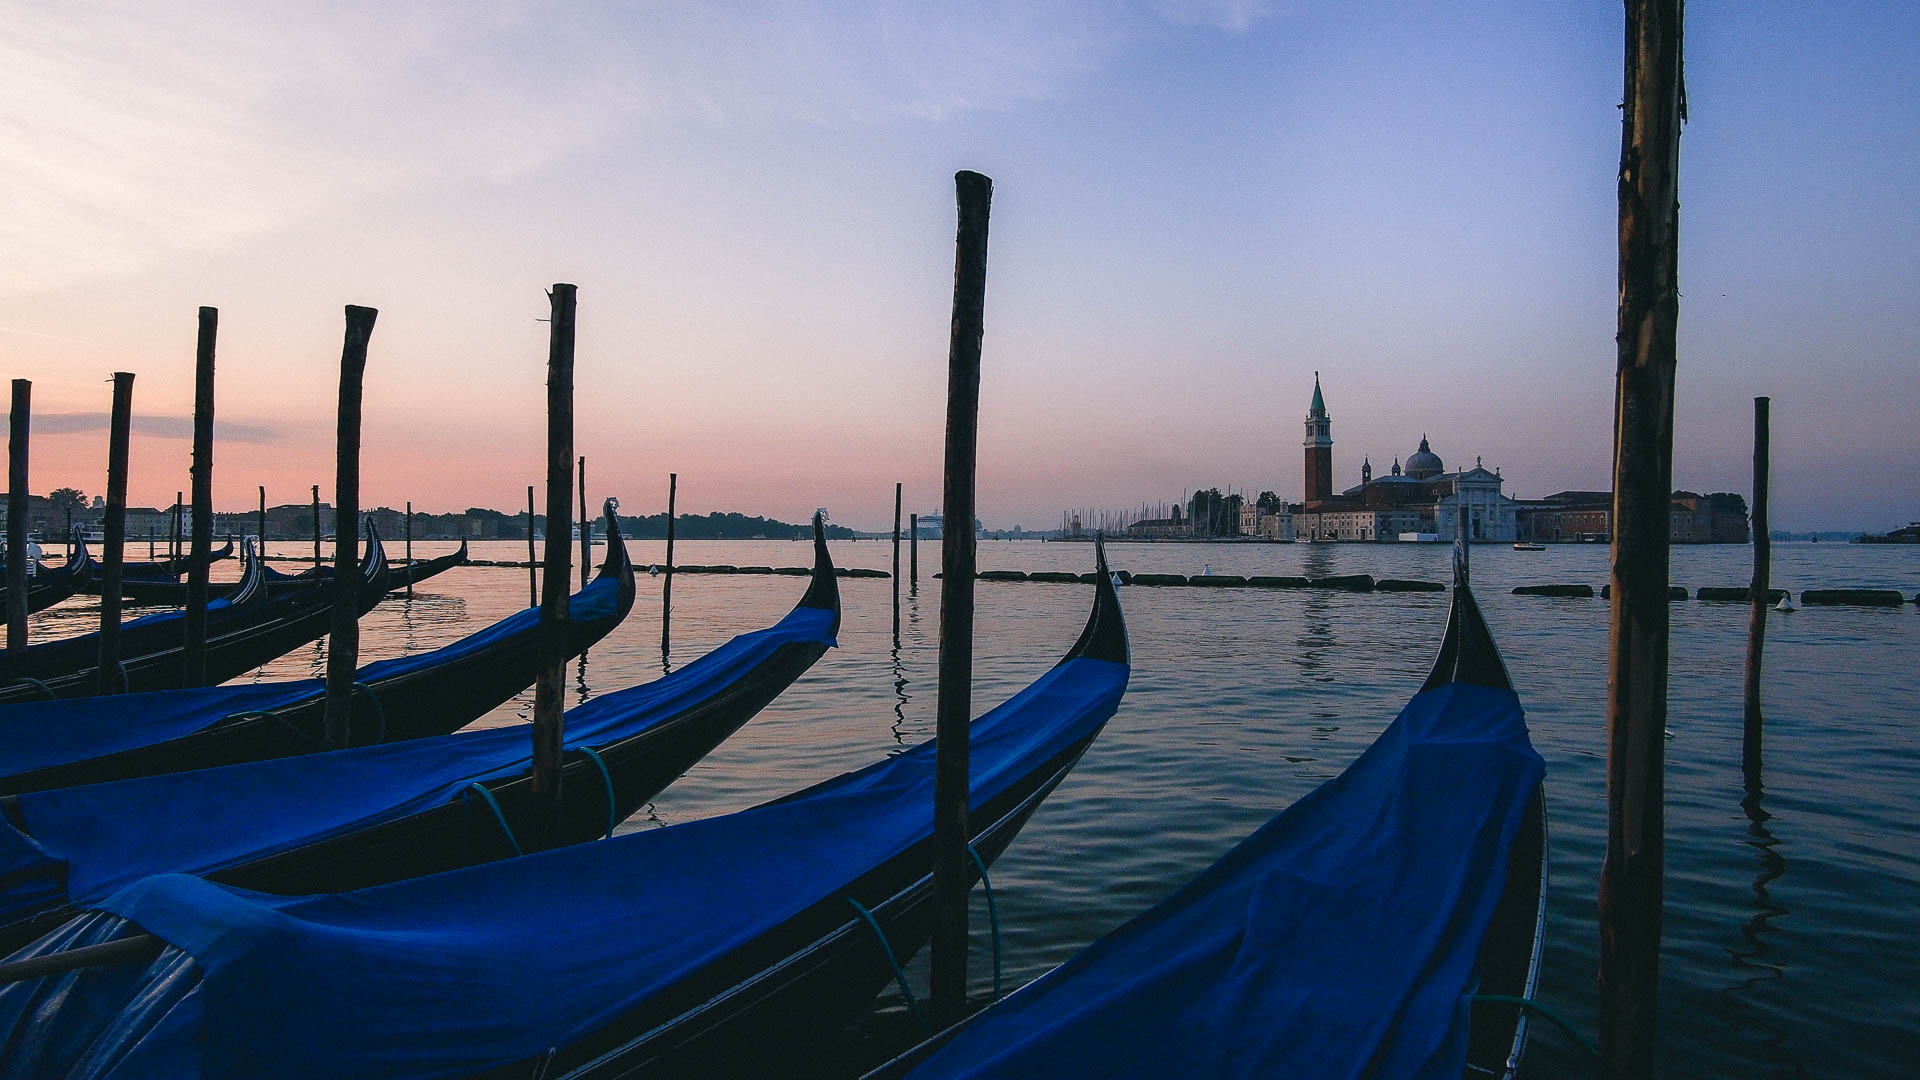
[[96, 373, 134, 691], [932, 169, 991, 1025], [183, 306, 217, 686], [256, 486, 266, 549], [526, 485, 537, 607], [311, 485, 321, 566], [170, 492, 182, 564], [322, 306, 375, 748], [404, 500, 414, 598], [893, 482, 903, 640], [533, 284, 577, 821], [1599, 3, 1683, 1077], [662, 472, 677, 654], [578, 455, 590, 590], [910, 513, 919, 588], [5, 379, 29, 651], [1743, 397, 1770, 779]]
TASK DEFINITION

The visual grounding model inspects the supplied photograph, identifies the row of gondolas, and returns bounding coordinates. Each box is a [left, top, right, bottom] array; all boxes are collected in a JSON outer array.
[[0, 507, 1547, 1079]]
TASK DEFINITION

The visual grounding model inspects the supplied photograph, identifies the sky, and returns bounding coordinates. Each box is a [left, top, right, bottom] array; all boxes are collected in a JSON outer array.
[[2, 0, 1915, 532]]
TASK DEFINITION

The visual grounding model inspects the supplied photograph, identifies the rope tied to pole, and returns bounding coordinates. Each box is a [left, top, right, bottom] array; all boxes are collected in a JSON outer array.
[[845, 896, 932, 1036], [461, 782, 522, 856], [1469, 993, 1599, 1060], [571, 745, 617, 839], [965, 843, 1002, 1001]]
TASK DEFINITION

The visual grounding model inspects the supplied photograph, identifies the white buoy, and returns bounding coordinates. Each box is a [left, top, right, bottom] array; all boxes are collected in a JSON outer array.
[[1110, 572, 1124, 588], [1202, 563, 1214, 576], [648, 564, 660, 578], [1776, 593, 1795, 611]]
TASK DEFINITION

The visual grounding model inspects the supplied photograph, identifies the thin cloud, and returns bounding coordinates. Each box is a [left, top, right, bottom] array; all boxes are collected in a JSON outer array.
[[30, 412, 282, 444]]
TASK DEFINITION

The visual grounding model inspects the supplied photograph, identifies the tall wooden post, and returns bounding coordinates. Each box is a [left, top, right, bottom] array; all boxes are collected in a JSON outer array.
[[96, 373, 134, 691], [932, 169, 991, 1024], [662, 472, 677, 653], [404, 500, 414, 598], [1743, 397, 1770, 778], [578, 455, 590, 589], [256, 486, 266, 549], [322, 306, 375, 749], [183, 306, 217, 686], [893, 482, 903, 639], [526, 485, 537, 606], [6, 379, 30, 651], [170, 492, 182, 564], [311, 484, 321, 566], [1599, 4, 1683, 1077], [910, 512, 919, 588], [65, 508, 72, 560], [533, 284, 577, 818]]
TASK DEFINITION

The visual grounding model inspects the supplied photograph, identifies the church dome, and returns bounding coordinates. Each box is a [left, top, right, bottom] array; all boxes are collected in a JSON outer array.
[[1405, 435, 1444, 480]]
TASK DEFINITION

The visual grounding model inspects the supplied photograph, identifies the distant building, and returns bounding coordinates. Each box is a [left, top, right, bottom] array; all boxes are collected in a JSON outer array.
[[1513, 490, 1750, 544], [1288, 375, 1517, 542]]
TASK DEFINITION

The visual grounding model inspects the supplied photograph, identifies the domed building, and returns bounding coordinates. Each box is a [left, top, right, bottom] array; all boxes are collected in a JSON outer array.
[[1293, 377, 1517, 542]]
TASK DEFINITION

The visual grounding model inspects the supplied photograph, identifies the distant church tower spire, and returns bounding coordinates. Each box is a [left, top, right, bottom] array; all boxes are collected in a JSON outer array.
[[1362, 456, 1373, 485], [1303, 372, 1333, 505]]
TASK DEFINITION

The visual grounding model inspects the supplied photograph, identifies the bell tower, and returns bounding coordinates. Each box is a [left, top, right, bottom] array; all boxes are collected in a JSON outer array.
[[1303, 372, 1333, 505]]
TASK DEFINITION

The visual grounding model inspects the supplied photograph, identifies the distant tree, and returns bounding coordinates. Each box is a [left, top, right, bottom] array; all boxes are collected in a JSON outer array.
[[1256, 490, 1282, 513], [1706, 492, 1749, 516], [1187, 488, 1226, 535], [1220, 493, 1245, 536], [48, 487, 85, 511]]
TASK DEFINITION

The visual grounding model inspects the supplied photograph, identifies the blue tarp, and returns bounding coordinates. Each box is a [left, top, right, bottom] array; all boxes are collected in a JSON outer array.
[[0, 572, 627, 781], [0, 603, 835, 925], [0, 651, 1124, 1079], [897, 681, 1544, 1080]]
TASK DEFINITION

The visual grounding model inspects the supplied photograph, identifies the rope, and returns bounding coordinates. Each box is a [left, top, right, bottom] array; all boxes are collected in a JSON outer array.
[[572, 746, 616, 839], [1470, 993, 1599, 1060], [224, 709, 324, 751], [9, 677, 56, 700], [845, 896, 931, 1036], [461, 783, 522, 856], [350, 681, 386, 745], [966, 844, 1003, 1001]]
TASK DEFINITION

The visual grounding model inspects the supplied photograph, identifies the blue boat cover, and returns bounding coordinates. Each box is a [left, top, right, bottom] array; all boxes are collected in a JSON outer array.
[[0, 572, 627, 781], [0, 651, 1125, 1079], [0, 603, 835, 925], [894, 681, 1544, 1080]]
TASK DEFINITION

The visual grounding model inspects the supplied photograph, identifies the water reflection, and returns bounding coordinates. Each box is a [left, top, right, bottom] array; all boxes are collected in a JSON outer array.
[[1721, 767, 1809, 1078], [575, 652, 593, 707], [888, 636, 911, 749]]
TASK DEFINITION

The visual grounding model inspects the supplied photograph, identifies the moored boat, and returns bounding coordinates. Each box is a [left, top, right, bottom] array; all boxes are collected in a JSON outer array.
[[865, 563, 1546, 1080], [0, 544, 1129, 1079], [0, 535, 92, 615]]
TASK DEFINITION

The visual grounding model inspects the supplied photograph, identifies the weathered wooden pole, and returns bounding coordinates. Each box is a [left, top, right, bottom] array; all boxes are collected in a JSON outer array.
[[893, 481, 903, 639], [578, 455, 590, 589], [1598, 3, 1683, 1078], [311, 484, 321, 566], [183, 306, 217, 686], [170, 492, 182, 564], [65, 508, 72, 560], [95, 373, 134, 691], [1743, 396, 1770, 778], [932, 169, 991, 1025], [6, 379, 30, 651], [910, 512, 919, 588], [322, 305, 375, 749], [532, 283, 577, 821], [526, 485, 538, 605], [404, 500, 414, 598], [256, 486, 266, 548], [661, 472, 677, 653]]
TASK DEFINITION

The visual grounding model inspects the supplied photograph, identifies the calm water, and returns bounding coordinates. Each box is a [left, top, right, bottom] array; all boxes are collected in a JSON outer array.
[[28, 538, 1920, 1077]]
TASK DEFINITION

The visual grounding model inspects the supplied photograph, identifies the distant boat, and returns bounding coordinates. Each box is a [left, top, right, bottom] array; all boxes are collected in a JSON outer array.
[[1513, 542, 1546, 551]]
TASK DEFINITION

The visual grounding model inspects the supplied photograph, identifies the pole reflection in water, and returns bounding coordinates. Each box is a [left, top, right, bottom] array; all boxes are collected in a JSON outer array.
[[574, 651, 593, 707], [1723, 762, 1810, 1078]]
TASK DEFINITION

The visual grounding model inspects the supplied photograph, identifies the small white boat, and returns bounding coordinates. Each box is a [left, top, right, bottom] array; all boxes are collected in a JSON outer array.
[[1513, 543, 1546, 552]]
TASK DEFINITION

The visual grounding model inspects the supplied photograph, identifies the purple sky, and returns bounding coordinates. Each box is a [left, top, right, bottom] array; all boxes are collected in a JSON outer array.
[[4, 2, 1915, 531]]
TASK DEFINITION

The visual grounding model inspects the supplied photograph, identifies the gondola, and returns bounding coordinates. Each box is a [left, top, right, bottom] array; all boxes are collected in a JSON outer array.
[[0, 535, 92, 615], [80, 540, 236, 603], [0, 507, 634, 795], [0, 543, 1129, 1080], [0, 532, 386, 705], [0, 519, 835, 950], [863, 559, 1547, 1080], [388, 539, 469, 592]]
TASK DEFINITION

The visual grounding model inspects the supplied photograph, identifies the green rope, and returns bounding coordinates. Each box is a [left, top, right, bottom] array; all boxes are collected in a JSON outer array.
[[9, 677, 56, 700], [350, 681, 386, 745], [845, 896, 931, 1036], [224, 709, 324, 751], [1470, 993, 1599, 1060], [572, 746, 617, 839], [462, 783, 522, 856], [966, 844, 1003, 1001]]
